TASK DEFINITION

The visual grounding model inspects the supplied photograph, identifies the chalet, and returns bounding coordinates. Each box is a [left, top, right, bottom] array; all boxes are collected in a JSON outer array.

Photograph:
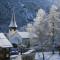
[[0, 33, 12, 60]]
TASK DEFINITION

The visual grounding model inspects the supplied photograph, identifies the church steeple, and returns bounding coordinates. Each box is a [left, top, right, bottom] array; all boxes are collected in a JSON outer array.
[[9, 9, 17, 31]]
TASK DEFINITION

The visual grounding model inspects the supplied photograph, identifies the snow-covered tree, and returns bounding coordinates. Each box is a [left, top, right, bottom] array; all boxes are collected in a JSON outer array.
[[47, 5, 60, 54], [32, 9, 47, 60], [26, 6, 60, 59], [29, 5, 60, 50], [26, 4, 60, 53], [33, 9, 50, 48]]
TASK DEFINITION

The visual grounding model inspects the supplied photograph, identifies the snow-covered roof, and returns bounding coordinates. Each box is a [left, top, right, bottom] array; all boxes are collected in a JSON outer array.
[[8, 31, 38, 44], [18, 32, 30, 38], [23, 49, 35, 55], [0, 33, 12, 48], [9, 19, 17, 28], [9, 32, 22, 44], [9, 9, 17, 28]]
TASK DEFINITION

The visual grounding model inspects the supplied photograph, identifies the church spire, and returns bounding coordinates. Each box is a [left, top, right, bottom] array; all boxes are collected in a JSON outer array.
[[9, 8, 17, 31]]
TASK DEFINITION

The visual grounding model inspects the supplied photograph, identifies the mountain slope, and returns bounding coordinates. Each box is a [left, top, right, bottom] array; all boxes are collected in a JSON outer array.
[[0, 0, 52, 32]]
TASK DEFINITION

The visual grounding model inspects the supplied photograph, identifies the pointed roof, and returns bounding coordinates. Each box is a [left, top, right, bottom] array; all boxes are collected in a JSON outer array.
[[9, 9, 17, 28]]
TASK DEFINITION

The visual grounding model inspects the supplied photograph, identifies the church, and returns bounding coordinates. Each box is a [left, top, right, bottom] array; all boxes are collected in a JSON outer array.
[[7, 9, 31, 48]]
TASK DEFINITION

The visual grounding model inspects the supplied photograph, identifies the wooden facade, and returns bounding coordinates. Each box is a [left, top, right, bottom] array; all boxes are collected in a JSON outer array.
[[22, 51, 35, 60], [0, 47, 10, 60]]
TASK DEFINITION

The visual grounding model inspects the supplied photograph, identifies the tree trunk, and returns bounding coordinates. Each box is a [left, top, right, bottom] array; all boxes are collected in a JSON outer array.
[[42, 52, 45, 60]]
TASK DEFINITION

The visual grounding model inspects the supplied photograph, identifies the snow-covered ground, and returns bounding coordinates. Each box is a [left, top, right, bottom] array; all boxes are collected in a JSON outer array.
[[35, 52, 60, 60], [10, 55, 18, 60], [10, 52, 60, 60]]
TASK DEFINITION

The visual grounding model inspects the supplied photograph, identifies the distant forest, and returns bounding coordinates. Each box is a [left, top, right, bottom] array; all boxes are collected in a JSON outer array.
[[0, 0, 52, 32]]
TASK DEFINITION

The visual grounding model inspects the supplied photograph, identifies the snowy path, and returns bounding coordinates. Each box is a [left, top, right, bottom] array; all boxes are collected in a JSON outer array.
[[15, 54, 22, 60], [49, 54, 60, 60]]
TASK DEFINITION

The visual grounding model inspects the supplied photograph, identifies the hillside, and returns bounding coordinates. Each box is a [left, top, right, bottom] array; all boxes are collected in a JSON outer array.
[[0, 0, 52, 32]]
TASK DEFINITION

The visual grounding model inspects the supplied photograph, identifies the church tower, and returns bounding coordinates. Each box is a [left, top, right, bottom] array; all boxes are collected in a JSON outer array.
[[9, 9, 17, 33]]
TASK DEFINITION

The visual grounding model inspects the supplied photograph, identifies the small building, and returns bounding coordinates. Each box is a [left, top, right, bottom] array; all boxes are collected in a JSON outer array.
[[8, 9, 22, 47], [8, 10, 30, 48], [17, 32, 30, 48], [0, 33, 12, 60]]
